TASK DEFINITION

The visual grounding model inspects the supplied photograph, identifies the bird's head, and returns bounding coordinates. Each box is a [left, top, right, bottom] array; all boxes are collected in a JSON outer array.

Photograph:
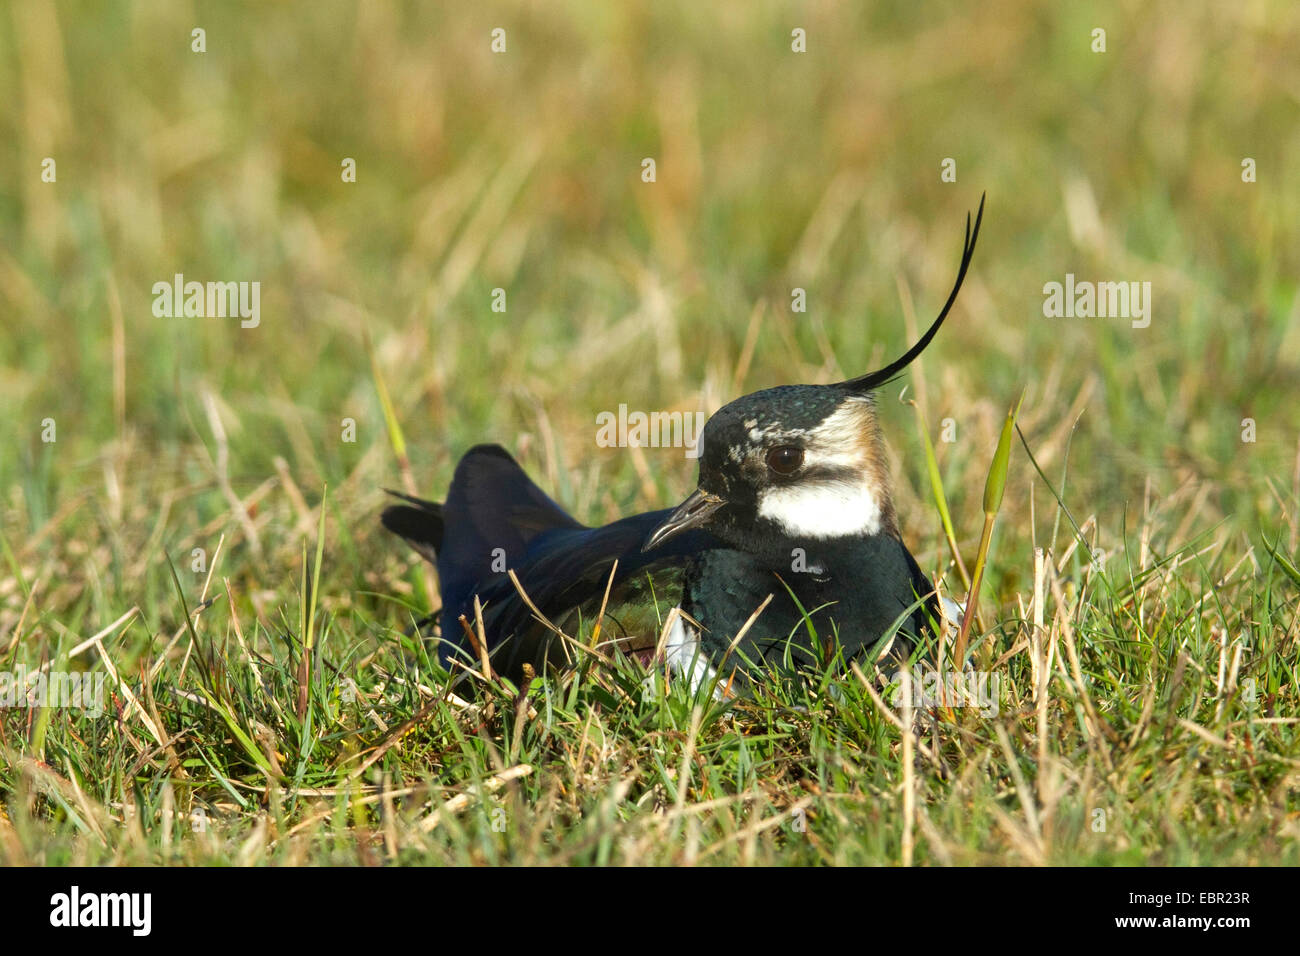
[[643, 387, 895, 560], [644, 196, 983, 559]]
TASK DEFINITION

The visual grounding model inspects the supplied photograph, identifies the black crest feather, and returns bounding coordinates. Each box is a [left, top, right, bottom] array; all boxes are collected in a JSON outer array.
[[835, 193, 984, 394]]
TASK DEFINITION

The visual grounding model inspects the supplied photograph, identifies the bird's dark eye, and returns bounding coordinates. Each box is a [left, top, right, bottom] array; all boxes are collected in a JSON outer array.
[[765, 445, 805, 476]]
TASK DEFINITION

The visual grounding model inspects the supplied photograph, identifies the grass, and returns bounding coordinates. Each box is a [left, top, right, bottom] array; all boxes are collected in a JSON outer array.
[[1, 0, 1299, 865]]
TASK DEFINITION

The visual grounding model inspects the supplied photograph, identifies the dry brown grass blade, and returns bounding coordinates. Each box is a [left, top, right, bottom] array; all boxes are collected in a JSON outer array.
[[589, 558, 619, 650], [417, 764, 534, 834], [506, 569, 615, 667]]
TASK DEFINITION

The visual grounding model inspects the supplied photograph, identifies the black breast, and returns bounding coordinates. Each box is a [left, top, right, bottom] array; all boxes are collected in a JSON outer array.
[[682, 533, 933, 673]]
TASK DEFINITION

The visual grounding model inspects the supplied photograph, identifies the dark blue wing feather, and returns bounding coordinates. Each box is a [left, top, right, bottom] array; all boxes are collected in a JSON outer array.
[[385, 444, 720, 672]]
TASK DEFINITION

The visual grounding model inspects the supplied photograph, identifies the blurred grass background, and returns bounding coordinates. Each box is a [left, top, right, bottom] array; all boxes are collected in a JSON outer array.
[[1, 1, 1299, 864], [3, 2, 1298, 586]]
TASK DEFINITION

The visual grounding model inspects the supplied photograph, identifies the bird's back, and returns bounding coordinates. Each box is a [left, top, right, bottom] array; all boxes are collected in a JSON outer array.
[[382, 444, 720, 678]]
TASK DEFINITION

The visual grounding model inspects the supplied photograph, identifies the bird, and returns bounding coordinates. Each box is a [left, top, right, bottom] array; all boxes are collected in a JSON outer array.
[[382, 196, 984, 691]]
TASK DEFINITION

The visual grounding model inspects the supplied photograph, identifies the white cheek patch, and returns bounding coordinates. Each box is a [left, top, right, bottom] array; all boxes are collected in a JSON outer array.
[[757, 479, 883, 538], [749, 397, 886, 539]]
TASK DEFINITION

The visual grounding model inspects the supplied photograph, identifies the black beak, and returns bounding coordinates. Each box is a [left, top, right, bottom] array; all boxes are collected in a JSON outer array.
[[643, 488, 725, 552]]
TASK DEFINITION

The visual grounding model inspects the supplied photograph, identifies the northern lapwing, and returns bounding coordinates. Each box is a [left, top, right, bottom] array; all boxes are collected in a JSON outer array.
[[383, 197, 983, 690]]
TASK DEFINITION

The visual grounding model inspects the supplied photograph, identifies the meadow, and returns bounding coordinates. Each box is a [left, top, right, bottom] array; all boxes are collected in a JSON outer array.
[[1, 0, 1297, 865]]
